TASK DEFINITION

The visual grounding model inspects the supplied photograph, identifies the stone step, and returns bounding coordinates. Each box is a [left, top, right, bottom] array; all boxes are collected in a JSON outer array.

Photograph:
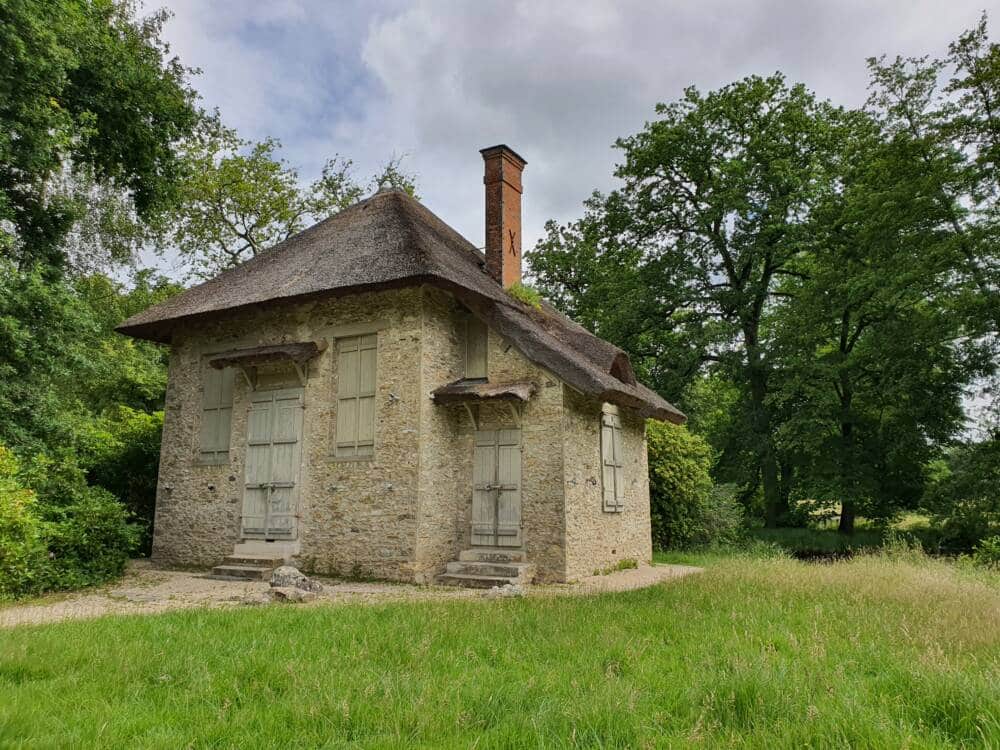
[[435, 572, 522, 589], [223, 555, 285, 567], [208, 563, 274, 581], [457, 548, 526, 563], [445, 561, 534, 579]]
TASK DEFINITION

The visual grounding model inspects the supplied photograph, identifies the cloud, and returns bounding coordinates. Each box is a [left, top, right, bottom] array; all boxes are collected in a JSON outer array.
[[158, 0, 988, 251]]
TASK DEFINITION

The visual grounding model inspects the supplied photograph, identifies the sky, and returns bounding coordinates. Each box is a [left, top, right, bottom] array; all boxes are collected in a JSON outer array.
[[155, 0, 989, 252]]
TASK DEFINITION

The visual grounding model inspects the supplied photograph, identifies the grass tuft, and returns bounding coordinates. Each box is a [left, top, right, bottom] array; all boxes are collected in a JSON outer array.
[[506, 282, 543, 309]]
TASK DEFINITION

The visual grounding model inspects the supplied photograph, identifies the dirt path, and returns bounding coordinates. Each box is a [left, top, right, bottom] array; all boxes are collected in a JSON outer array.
[[0, 560, 701, 628]]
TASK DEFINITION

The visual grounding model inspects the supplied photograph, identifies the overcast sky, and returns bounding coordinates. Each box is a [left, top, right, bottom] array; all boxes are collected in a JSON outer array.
[[156, 0, 989, 253]]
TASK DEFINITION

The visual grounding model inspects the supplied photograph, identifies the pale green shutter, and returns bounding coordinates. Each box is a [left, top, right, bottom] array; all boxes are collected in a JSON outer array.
[[200, 365, 234, 463], [465, 317, 488, 379], [601, 412, 624, 511], [336, 334, 377, 457]]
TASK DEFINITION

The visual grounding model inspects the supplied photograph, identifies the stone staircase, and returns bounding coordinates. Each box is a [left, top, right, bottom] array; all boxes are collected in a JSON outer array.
[[436, 548, 534, 589], [208, 554, 285, 582]]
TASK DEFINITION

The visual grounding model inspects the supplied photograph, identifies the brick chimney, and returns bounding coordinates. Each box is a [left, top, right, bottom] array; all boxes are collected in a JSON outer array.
[[481, 144, 527, 288]]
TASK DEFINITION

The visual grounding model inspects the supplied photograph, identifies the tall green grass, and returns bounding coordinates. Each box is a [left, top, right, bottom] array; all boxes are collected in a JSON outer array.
[[1, 554, 997, 748]]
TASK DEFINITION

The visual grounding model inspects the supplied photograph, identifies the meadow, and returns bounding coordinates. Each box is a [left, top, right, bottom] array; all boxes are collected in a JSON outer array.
[[1, 549, 997, 748]]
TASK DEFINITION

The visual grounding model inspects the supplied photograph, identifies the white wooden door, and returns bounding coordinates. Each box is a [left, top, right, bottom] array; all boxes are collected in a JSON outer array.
[[242, 387, 304, 539], [471, 429, 522, 547]]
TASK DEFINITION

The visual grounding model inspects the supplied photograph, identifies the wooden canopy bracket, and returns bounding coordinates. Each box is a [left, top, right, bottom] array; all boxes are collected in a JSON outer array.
[[291, 361, 307, 387], [236, 365, 255, 390], [506, 401, 523, 427], [462, 403, 480, 431]]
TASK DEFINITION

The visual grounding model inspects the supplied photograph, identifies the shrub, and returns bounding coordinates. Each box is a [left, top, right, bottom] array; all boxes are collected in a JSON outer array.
[[85, 407, 163, 554], [0, 447, 48, 599], [972, 536, 1000, 569], [922, 438, 1000, 552], [506, 282, 543, 309], [10, 450, 139, 594], [42, 487, 138, 588], [647, 421, 744, 548]]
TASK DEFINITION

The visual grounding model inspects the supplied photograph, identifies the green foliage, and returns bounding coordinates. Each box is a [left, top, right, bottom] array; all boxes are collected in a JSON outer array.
[[531, 16, 1000, 538], [532, 74, 852, 528], [505, 281, 542, 309], [592, 558, 638, 575], [0, 261, 167, 594], [0, 447, 47, 599], [0, 262, 173, 453], [923, 438, 1000, 551], [156, 124, 419, 278], [85, 407, 163, 554], [972, 536, 1000, 569], [41, 484, 138, 588], [646, 420, 744, 548], [0, 0, 201, 271], [0, 445, 138, 598]]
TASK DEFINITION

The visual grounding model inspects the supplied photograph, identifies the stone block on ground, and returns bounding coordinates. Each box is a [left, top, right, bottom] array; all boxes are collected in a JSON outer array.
[[269, 565, 323, 592], [267, 586, 317, 603]]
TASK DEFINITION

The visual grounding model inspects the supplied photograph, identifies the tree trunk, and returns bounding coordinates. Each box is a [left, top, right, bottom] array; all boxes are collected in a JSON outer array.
[[746, 340, 782, 528], [838, 501, 856, 534], [835, 313, 858, 536]]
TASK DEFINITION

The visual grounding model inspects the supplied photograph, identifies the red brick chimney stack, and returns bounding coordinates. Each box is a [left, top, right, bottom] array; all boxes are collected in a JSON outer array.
[[481, 144, 527, 288]]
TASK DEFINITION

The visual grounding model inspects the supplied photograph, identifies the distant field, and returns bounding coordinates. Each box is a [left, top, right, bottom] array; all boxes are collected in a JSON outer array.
[[1, 551, 997, 748]]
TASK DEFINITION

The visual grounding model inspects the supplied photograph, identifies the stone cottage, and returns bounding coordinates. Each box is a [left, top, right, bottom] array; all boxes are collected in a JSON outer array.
[[117, 145, 685, 586]]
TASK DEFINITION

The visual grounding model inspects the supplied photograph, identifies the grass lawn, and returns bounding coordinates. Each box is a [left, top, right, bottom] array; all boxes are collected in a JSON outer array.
[[2, 553, 998, 748]]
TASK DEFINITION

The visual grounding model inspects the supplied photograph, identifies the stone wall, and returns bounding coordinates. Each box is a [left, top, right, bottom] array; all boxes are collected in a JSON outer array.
[[152, 288, 426, 580], [151, 284, 648, 584], [561, 388, 652, 580], [413, 288, 469, 582], [414, 289, 567, 582]]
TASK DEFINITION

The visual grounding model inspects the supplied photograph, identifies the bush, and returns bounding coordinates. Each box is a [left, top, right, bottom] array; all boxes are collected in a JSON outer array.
[[43, 487, 138, 588], [972, 536, 1000, 569], [0, 447, 139, 597], [922, 438, 1000, 552], [506, 282, 543, 309], [0, 447, 48, 599], [647, 420, 744, 548], [85, 407, 163, 554]]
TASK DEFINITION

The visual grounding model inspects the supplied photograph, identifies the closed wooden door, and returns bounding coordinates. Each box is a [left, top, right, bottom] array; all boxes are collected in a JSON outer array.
[[472, 429, 522, 547], [242, 387, 304, 539]]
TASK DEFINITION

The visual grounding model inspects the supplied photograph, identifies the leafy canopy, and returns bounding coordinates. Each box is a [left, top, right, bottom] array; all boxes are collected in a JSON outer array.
[[0, 0, 201, 271]]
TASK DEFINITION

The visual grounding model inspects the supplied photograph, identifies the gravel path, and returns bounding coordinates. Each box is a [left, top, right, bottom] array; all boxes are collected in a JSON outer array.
[[0, 560, 701, 628]]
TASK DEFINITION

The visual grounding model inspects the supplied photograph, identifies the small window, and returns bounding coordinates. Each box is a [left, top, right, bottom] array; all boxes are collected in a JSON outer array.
[[200, 365, 235, 464], [335, 334, 377, 458], [465, 316, 488, 379], [601, 411, 624, 512]]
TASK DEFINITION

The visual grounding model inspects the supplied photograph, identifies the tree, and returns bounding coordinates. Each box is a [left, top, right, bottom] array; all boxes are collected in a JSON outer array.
[[157, 125, 418, 278], [646, 420, 743, 548], [531, 75, 849, 526], [0, 0, 201, 271]]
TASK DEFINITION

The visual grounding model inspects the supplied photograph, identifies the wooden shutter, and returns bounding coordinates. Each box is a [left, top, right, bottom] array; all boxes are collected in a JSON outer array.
[[495, 429, 522, 546], [335, 334, 377, 457], [200, 365, 234, 463], [601, 412, 624, 511], [465, 317, 488, 379]]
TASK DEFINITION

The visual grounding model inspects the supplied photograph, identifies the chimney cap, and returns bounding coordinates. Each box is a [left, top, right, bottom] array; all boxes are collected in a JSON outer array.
[[479, 144, 527, 167]]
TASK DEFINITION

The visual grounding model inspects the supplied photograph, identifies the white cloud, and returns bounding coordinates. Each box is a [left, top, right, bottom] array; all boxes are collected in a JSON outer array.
[[158, 0, 989, 251]]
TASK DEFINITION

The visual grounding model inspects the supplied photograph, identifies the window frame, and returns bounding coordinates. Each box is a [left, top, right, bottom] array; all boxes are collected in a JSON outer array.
[[333, 333, 378, 460], [198, 363, 235, 465], [464, 315, 489, 380]]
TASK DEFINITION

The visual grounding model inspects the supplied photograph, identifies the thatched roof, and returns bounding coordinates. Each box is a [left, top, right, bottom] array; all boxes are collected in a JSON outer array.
[[117, 189, 685, 423]]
